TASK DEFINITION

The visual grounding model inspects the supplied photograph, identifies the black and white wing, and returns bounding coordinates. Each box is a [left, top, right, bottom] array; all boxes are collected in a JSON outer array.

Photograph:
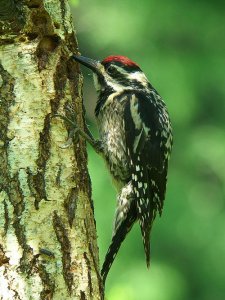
[[124, 90, 173, 266]]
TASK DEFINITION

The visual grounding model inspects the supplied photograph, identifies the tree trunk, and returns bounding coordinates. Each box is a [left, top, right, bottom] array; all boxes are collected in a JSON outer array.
[[0, 1, 103, 299]]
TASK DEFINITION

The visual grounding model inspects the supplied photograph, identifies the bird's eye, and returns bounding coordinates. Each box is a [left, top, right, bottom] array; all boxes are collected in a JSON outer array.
[[106, 65, 115, 74]]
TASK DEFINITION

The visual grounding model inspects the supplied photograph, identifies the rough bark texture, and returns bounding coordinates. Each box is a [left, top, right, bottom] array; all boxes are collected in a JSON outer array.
[[0, 1, 103, 299]]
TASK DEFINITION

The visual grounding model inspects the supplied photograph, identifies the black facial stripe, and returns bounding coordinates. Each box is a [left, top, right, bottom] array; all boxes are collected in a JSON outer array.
[[97, 72, 108, 87], [103, 65, 145, 90], [95, 88, 114, 116], [98, 65, 145, 90], [115, 75, 145, 90]]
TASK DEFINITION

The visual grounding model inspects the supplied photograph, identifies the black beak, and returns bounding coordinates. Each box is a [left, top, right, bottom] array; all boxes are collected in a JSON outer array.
[[72, 55, 102, 73]]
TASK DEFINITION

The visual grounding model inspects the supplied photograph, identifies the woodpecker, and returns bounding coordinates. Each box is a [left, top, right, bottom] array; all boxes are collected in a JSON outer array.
[[72, 54, 173, 285]]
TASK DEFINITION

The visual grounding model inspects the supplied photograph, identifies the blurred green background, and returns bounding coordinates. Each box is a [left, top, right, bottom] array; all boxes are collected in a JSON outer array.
[[70, 1, 225, 299]]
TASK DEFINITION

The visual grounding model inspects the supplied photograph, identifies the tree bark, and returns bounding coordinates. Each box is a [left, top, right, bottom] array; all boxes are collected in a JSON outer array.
[[0, 1, 103, 299]]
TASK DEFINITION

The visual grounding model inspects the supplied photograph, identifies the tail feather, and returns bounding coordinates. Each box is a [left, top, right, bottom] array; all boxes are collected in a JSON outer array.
[[140, 222, 151, 268], [101, 202, 136, 286], [135, 167, 157, 269], [138, 202, 157, 268]]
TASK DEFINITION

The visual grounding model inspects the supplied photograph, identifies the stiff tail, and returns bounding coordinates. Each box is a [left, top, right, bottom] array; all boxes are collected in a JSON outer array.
[[140, 222, 151, 268], [136, 188, 156, 268], [135, 167, 157, 269], [101, 202, 136, 286]]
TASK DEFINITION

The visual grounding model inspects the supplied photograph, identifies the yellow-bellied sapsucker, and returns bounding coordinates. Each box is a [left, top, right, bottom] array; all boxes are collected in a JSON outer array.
[[72, 54, 173, 285]]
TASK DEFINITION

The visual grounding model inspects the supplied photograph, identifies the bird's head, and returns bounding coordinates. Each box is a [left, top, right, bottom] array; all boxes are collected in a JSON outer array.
[[72, 54, 149, 93]]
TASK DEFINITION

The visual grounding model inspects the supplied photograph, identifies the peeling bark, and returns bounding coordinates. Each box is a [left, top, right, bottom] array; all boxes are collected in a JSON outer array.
[[0, 1, 103, 299]]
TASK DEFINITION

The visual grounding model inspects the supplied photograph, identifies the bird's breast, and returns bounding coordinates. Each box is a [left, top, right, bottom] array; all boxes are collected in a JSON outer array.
[[96, 99, 130, 186]]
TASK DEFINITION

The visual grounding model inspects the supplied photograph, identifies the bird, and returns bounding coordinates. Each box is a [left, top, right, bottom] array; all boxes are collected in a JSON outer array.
[[71, 54, 173, 285]]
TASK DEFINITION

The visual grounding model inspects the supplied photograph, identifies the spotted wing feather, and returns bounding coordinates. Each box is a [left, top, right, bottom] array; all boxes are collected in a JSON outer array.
[[124, 90, 172, 266]]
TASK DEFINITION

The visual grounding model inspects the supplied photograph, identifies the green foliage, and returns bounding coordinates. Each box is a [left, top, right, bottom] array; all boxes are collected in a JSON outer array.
[[70, 1, 225, 299]]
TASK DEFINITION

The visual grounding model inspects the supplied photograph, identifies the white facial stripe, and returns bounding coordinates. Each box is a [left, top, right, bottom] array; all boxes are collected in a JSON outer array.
[[104, 66, 126, 91], [127, 71, 148, 86], [93, 64, 148, 92], [93, 73, 101, 92], [106, 79, 128, 92], [93, 67, 128, 92], [112, 65, 127, 75], [110, 65, 149, 87], [111, 65, 148, 83]]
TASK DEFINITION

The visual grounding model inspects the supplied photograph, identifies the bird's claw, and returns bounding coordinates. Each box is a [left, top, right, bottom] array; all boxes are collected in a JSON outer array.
[[52, 113, 80, 147], [52, 113, 102, 154]]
